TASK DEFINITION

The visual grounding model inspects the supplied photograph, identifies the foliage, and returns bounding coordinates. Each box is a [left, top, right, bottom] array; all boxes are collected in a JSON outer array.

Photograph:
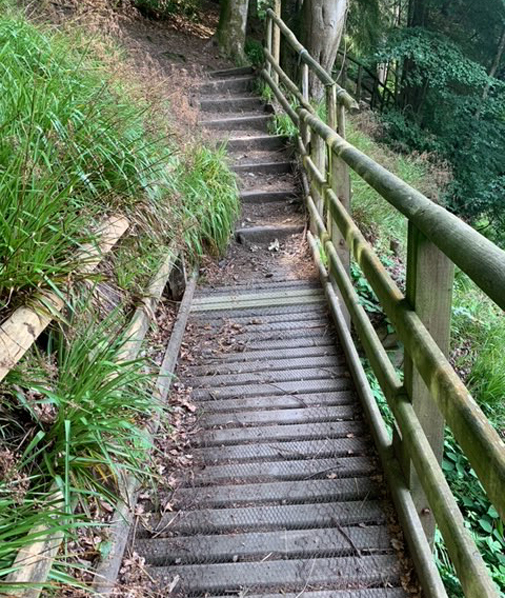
[[375, 25, 505, 233], [0, 12, 239, 315], [0, 15, 173, 311], [342, 116, 505, 594], [245, 38, 264, 66], [0, 6, 240, 590], [176, 145, 239, 256], [441, 434, 505, 593]]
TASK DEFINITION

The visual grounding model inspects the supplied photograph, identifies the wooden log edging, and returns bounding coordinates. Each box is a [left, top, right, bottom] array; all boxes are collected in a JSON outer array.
[[4, 244, 181, 598], [92, 270, 198, 597], [0, 214, 130, 384]]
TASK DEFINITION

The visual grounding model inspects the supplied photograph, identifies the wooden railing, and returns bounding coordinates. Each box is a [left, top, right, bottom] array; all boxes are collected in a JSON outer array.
[[335, 50, 397, 110], [264, 7, 505, 598]]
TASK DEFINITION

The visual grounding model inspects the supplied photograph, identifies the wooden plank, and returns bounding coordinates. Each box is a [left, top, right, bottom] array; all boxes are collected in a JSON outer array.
[[0, 215, 129, 384]]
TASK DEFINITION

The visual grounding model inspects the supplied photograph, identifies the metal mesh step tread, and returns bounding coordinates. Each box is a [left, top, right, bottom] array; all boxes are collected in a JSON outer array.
[[192, 286, 325, 305], [193, 302, 328, 319], [190, 318, 330, 335], [193, 279, 321, 297], [187, 326, 335, 345], [193, 437, 370, 464], [169, 477, 379, 508], [192, 378, 354, 400], [202, 421, 366, 446], [144, 501, 386, 537], [193, 309, 327, 325], [137, 525, 393, 565], [195, 345, 340, 364], [189, 456, 376, 485], [187, 366, 350, 389], [187, 391, 356, 413], [186, 354, 345, 376], [207, 590, 407, 598], [147, 555, 402, 594], [198, 405, 360, 428]]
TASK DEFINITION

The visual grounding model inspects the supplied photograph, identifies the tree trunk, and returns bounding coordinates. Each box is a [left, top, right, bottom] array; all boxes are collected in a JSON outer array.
[[217, 0, 250, 62], [301, 0, 348, 99], [483, 25, 505, 100], [400, 0, 430, 115]]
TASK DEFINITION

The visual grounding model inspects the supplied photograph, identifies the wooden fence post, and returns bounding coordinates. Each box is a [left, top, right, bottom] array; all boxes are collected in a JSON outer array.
[[272, 0, 281, 84], [301, 63, 310, 146], [325, 85, 351, 326], [266, 15, 273, 77], [401, 222, 454, 547], [356, 65, 363, 102]]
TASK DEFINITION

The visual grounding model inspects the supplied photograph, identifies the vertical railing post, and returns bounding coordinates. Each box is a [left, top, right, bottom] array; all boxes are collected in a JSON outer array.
[[401, 223, 454, 547], [266, 14, 273, 77], [310, 134, 326, 224], [356, 65, 363, 102], [326, 86, 351, 327], [301, 63, 310, 145], [272, 0, 281, 84]]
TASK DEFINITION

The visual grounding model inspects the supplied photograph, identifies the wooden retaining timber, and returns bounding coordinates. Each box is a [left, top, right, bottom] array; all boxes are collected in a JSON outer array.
[[0, 214, 130, 384], [264, 8, 504, 598], [4, 243, 181, 598]]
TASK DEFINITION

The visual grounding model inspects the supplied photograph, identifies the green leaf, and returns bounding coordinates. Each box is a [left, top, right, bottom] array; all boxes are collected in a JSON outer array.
[[479, 518, 493, 533]]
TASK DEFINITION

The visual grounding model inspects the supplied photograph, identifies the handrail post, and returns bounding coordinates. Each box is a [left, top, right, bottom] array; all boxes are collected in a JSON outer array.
[[265, 15, 273, 78], [301, 63, 310, 145], [327, 84, 351, 327], [272, 0, 281, 84], [400, 223, 454, 547], [356, 65, 363, 102]]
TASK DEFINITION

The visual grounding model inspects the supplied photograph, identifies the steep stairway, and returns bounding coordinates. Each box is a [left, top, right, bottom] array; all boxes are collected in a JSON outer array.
[[131, 67, 410, 598]]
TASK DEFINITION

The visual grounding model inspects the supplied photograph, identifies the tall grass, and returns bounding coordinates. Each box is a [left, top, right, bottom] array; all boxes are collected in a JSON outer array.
[[0, 299, 157, 582], [177, 145, 239, 256], [0, 16, 177, 311], [0, 14, 239, 314]]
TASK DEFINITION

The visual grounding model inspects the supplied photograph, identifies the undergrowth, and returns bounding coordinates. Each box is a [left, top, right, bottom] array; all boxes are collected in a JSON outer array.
[[0, 12, 238, 314]]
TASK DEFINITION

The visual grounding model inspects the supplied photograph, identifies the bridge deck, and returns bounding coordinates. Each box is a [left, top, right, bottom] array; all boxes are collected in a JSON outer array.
[[132, 68, 411, 597]]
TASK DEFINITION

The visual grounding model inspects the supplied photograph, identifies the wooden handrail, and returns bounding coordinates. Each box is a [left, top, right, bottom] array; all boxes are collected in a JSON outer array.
[[263, 7, 504, 598], [266, 8, 358, 112], [301, 109, 505, 311]]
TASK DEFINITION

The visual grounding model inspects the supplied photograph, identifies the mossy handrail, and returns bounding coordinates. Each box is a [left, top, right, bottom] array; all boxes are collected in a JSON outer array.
[[265, 7, 505, 598]]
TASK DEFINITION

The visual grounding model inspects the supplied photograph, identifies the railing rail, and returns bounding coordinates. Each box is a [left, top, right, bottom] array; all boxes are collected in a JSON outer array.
[[264, 7, 505, 598]]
